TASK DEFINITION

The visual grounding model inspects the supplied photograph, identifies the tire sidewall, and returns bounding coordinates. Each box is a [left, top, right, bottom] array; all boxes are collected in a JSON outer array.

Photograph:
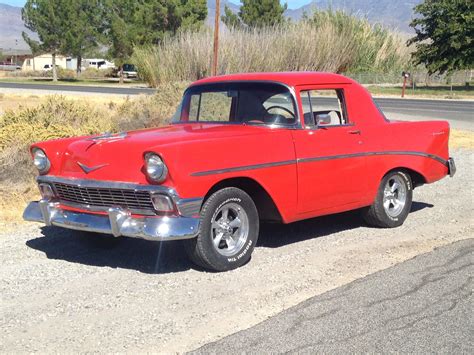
[[198, 189, 259, 271], [378, 170, 413, 227]]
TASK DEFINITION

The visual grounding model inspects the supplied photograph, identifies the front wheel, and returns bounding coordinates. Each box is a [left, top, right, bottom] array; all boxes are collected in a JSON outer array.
[[363, 170, 413, 228], [184, 187, 259, 271]]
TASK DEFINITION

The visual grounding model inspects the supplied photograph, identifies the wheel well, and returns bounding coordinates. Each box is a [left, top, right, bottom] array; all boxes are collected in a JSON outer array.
[[204, 177, 282, 222], [386, 167, 427, 188]]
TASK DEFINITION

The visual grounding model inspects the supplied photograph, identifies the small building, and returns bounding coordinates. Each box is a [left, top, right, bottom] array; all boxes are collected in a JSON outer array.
[[21, 54, 68, 71]]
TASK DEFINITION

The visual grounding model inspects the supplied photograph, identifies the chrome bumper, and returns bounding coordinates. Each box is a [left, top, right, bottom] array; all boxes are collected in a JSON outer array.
[[23, 200, 200, 241]]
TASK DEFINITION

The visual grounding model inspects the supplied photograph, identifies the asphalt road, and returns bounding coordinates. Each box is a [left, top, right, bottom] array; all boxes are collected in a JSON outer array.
[[1, 81, 472, 129], [0, 81, 154, 95], [195, 238, 474, 353]]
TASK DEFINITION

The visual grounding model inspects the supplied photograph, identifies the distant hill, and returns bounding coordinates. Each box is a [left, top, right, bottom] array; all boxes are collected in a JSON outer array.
[[283, 0, 422, 32], [0, 3, 37, 52], [0, 0, 419, 53]]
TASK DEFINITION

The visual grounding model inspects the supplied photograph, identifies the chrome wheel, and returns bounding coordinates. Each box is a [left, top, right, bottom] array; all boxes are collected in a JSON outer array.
[[383, 175, 407, 218], [211, 202, 249, 256]]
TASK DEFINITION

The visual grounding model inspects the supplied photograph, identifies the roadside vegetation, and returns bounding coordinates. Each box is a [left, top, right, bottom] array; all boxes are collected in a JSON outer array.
[[133, 11, 410, 87], [366, 84, 473, 99], [0, 83, 186, 183]]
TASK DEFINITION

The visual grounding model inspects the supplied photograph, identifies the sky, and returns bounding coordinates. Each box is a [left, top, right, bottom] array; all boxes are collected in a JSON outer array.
[[2, 0, 314, 10], [229, 0, 312, 9]]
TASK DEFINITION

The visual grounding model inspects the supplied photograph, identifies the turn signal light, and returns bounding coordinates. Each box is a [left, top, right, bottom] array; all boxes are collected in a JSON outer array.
[[151, 194, 174, 212]]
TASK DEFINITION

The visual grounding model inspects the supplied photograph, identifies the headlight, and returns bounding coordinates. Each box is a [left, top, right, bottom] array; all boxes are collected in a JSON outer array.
[[32, 148, 50, 174], [145, 153, 168, 183]]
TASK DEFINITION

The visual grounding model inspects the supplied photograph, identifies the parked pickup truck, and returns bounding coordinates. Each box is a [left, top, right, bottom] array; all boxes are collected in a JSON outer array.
[[23, 72, 455, 271]]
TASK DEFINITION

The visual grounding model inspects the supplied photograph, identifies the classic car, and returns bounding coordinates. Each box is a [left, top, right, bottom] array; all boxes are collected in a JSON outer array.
[[23, 72, 456, 271]]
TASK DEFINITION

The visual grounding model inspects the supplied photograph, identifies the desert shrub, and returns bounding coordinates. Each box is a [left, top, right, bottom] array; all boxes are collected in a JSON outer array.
[[133, 10, 410, 87], [80, 67, 115, 79], [10, 70, 50, 78], [113, 82, 187, 131], [0, 82, 188, 183]]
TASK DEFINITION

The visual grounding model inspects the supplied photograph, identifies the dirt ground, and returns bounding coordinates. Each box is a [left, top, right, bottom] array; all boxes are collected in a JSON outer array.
[[0, 149, 472, 353]]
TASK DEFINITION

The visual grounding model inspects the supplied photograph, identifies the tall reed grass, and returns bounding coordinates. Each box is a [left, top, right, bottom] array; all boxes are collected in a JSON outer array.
[[133, 10, 410, 87]]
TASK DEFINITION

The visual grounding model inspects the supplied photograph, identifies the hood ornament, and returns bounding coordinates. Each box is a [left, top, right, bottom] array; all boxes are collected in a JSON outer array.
[[87, 132, 128, 143], [77, 161, 108, 174]]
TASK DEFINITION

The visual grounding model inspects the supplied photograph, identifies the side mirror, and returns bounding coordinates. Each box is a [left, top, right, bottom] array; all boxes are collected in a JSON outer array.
[[315, 113, 331, 126]]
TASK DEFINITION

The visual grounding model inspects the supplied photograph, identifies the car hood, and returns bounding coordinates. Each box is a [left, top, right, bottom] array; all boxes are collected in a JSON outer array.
[[38, 123, 270, 183]]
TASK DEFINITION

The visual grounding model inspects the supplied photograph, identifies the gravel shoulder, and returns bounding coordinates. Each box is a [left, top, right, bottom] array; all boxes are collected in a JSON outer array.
[[1, 149, 472, 353]]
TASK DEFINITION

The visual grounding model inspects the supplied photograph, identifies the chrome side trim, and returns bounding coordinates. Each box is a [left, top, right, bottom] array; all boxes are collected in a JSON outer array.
[[191, 160, 296, 177], [191, 151, 448, 176], [298, 151, 447, 165], [23, 200, 199, 241]]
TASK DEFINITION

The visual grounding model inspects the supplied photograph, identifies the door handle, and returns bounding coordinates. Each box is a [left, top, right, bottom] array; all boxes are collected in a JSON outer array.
[[348, 130, 361, 135]]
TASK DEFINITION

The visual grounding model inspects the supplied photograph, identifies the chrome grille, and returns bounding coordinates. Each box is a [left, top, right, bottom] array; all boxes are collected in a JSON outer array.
[[52, 182, 155, 214]]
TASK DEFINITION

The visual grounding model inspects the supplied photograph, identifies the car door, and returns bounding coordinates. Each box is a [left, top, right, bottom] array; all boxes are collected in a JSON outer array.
[[291, 86, 368, 216]]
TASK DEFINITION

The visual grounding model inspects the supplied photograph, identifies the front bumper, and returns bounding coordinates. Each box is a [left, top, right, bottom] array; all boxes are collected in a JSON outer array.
[[23, 200, 200, 241]]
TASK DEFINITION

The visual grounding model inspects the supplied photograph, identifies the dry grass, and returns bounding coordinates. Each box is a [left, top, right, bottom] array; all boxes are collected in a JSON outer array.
[[133, 11, 410, 87], [450, 130, 474, 149]]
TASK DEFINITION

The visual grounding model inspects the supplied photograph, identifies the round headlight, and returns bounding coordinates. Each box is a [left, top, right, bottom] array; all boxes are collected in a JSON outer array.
[[32, 148, 50, 174], [145, 153, 168, 183]]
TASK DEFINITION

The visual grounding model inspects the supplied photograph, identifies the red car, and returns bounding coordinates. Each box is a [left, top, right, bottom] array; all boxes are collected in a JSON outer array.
[[23, 72, 455, 271]]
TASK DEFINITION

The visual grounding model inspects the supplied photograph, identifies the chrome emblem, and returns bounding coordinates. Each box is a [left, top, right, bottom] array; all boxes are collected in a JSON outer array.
[[77, 161, 108, 174], [87, 132, 128, 142]]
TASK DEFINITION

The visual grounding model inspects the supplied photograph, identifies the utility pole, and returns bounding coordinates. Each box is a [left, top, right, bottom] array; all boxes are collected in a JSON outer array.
[[212, 0, 220, 77]]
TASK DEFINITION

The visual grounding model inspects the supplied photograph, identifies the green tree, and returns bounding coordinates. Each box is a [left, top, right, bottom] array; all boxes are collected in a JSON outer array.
[[408, 0, 473, 74], [61, 0, 106, 76], [105, 0, 207, 82], [22, 0, 67, 81], [221, 5, 242, 29], [222, 0, 287, 29]]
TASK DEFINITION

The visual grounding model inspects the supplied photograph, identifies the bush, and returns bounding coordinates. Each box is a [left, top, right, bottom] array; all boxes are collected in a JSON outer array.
[[0, 82, 188, 183], [133, 10, 410, 87], [79, 67, 115, 79]]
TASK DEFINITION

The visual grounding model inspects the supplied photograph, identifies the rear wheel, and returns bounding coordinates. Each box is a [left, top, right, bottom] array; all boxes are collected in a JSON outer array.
[[363, 170, 413, 228], [184, 187, 259, 271]]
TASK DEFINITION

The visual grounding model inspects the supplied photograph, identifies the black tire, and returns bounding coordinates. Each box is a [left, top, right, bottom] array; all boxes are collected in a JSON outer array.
[[184, 187, 259, 272], [363, 170, 413, 228]]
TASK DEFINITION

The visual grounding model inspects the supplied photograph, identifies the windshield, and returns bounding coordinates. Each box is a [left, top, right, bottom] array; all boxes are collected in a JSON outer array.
[[174, 82, 297, 126]]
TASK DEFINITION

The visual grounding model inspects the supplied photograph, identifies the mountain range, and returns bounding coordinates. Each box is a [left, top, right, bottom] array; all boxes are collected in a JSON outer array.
[[1, 1, 420, 52]]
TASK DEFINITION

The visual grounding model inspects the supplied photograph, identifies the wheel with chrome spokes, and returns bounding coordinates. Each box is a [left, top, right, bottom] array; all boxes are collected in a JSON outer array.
[[211, 202, 250, 256], [363, 170, 413, 228], [184, 187, 259, 271]]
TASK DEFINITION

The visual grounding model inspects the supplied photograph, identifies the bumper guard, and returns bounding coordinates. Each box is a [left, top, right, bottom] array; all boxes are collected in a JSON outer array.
[[447, 157, 456, 177]]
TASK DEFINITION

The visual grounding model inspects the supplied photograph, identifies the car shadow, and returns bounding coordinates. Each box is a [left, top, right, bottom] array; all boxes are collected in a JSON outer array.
[[26, 227, 196, 274], [410, 201, 434, 213], [25, 201, 434, 273]]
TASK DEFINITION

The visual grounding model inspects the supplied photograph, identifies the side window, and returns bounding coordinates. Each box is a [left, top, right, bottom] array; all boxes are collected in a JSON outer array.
[[188, 91, 232, 122], [300, 89, 349, 127]]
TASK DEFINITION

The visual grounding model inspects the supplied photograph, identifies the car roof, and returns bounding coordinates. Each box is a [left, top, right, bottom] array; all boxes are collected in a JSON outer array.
[[191, 72, 354, 87]]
